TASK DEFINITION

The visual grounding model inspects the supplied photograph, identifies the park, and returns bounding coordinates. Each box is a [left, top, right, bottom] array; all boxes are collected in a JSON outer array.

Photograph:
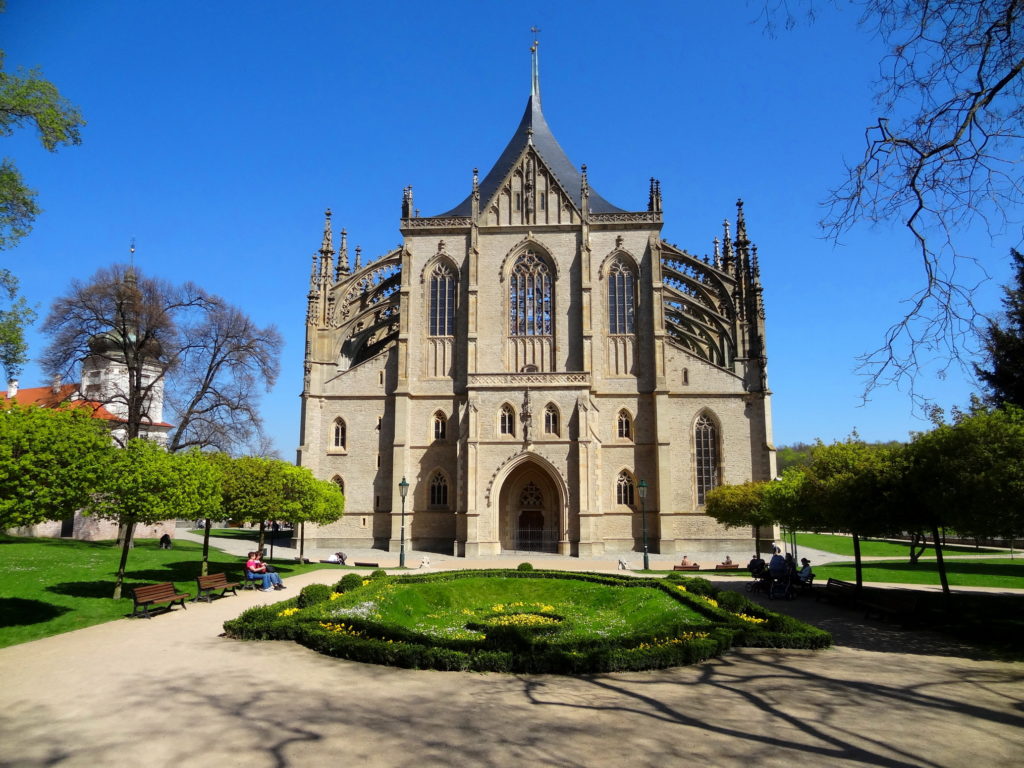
[[2, 2, 1024, 766]]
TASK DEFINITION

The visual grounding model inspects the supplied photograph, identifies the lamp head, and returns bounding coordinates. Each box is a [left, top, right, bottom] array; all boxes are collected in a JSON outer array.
[[638, 479, 648, 500], [398, 476, 409, 500]]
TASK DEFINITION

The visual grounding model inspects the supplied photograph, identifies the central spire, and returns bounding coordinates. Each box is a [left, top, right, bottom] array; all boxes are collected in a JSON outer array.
[[530, 26, 541, 104]]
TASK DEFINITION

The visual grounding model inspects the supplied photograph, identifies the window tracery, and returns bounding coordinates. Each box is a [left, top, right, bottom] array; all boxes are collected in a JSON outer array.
[[430, 472, 449, 507], [695, 414, 720, 504], [333, 418, 347, 449], [509, 251, 553, 337], [433, 412, 447, 440], [500, 404, 516, 436], [429, 262, 456, 337], [617, 410, 632, 441], [544, 404, 559, 436], [608, 259, 636, 334], [616, 471, 635, 506]]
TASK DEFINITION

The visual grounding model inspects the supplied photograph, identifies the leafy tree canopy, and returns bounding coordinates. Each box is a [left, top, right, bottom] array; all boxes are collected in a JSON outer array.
[[976, 249, 1024, 408], [0, 401, 112, 528], [0, 268, 36, 381]]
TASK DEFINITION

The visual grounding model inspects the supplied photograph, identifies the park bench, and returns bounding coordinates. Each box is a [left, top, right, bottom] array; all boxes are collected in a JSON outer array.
[[672, 564, 700, 571], [353, 561, 379, 568], [715, 564, 742, 571], [815, 578, 858, 606], [193, 572, 240, 603], [131, 582, 190, 618]]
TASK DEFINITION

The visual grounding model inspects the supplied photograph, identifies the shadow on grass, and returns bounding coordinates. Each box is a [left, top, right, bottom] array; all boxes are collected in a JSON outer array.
[[0, 597, 70, 627], [46, 581, 125, 599], [822, 560, 1024, 579]]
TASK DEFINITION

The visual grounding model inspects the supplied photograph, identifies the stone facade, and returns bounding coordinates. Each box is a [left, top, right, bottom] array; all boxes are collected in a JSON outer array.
[[297, 59, 776, 559]]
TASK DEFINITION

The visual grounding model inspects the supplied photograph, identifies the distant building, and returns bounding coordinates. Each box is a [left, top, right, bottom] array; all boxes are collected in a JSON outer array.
[[298, 48, 776, 558], [3, 301, 174, 541]]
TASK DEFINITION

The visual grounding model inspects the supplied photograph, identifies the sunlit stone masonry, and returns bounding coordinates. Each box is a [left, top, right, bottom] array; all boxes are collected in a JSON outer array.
[[297, 46, 776, 559]]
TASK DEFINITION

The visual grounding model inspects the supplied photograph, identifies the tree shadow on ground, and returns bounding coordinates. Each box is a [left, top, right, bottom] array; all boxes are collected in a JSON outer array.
[[822, 560, 1024, 580], [0, 597, 69, 627], [46, 581, 126, 599]]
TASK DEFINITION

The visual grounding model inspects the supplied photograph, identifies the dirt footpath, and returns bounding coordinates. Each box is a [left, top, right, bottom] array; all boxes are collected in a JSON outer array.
[[1, 568, 1021, 768]]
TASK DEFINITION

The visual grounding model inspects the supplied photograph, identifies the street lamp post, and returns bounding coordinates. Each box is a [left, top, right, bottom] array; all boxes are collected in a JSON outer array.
[[638, 479, 649, 571], [398, 477, 409, 568]]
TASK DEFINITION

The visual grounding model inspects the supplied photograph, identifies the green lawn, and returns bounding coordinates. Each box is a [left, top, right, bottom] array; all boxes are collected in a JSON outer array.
[[811, 558, 1024, 589], [0, 534, 331, 649], [796, 532, 1010, 558]]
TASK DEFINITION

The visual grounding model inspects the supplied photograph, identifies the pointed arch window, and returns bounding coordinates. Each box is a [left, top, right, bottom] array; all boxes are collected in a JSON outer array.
[[544, 404, 559, 436], [333, 418, 347, 450], [617, 410, 633, 441], [429, 262, 456, 337], [331, 476, 344, 494], [616, 471, 635, 506], [500, 404, 516, 436], [429, 472, 449, 507], [509, 251, 553, 337], [433, 412, 447, 441], [608, 259, 636, 334], [695, 414, 720, 505]]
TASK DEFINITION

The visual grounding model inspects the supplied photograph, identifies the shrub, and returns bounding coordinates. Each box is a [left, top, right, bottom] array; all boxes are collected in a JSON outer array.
[[516, 562, 534, 571], [297, 583, 333, 608], [335, 573, 364, 593], [369, 569, 388, 580], [664, 574, 717, 596]]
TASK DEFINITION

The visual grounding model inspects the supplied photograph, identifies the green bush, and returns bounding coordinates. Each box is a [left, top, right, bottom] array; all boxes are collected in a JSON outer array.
[[369, 569, 388, 580], [297, 583, 333, 608], [335, 573, 364, 593], [516, 562, 534, 571], [664, 574, 718, 596]]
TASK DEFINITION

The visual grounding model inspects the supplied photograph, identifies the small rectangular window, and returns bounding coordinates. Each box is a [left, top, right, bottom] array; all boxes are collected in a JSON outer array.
[[515, 192, 522, 211], [376, 454, 381, 468]]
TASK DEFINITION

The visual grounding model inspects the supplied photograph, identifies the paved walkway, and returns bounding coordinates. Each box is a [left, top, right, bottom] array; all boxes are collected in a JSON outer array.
[[1, 553, 1022, 767]]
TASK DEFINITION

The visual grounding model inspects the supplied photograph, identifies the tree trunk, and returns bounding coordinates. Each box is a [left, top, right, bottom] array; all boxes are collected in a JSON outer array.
[[931, 522, 951, 600], [112, 518, 137, 600], [909, 530, 927, 564], [258, 520, 266, 555], [852, 532, 863, 593], [201, 518, 212, 577], [299, 522, 305, 560]]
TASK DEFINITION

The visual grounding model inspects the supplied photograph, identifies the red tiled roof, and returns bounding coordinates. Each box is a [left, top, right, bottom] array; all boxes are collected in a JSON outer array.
[[1, 384, 173, 428]]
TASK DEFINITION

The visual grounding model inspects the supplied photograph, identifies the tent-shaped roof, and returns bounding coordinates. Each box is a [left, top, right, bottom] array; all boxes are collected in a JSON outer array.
[[437, 90, 625, 217]]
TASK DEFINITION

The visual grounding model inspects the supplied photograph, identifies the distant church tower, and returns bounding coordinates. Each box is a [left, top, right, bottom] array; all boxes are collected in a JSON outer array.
[[298, 42, 776, 558]]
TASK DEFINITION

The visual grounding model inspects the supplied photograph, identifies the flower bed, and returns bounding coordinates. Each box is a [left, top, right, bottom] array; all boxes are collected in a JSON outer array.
[[224, 570, 830, 673]]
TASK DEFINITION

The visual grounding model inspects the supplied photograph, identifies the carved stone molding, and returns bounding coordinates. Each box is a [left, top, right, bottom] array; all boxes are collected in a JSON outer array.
[[589, 212, 663, 224], [468, 372, 590, 388], [402, 217, 472, 229]]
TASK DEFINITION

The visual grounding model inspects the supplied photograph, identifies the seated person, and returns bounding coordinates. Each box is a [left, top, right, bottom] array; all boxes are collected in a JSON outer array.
[[158, 533, 172, 550], [680, 555, 692, 567], [798, 557, 814, 583], [617, 558, 630, 570], [419, 555, 431, 569], [245, 551, 285, 591], [721, 555, 734, 566], [747, 554, 766, 576]]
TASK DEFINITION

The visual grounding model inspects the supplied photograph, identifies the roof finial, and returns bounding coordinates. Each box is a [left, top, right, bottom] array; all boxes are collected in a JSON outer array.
[[129, 238, 136, 269], [530, 26, 541, 103]]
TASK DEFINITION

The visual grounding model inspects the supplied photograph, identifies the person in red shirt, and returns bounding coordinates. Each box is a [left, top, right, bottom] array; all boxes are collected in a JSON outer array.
[[245, 551, 285, 591]]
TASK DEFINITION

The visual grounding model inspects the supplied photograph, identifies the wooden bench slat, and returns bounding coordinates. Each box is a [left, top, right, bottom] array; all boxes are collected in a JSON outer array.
[[193, 572, 241, 603], [131, 582, 190, 618]]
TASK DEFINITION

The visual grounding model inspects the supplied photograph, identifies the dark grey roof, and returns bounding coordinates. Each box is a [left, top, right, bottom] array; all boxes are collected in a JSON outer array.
[[437, 94, 625, 217]]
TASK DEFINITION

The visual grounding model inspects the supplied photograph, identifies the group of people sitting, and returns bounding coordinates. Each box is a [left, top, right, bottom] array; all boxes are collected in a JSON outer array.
[[245, 551, 287, 592], [747, 548, 813, 593]]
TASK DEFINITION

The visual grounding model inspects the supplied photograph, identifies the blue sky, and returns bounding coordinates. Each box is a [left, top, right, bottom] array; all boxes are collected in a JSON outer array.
[[3, 1, 1016, 455]]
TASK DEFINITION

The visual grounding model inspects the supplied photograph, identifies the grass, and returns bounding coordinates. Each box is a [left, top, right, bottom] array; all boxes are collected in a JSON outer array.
[[364, 576, 711, 642], [796, 532, 1011, 558], [811, 558, 1024, 589], [0, 533, 330, 648]]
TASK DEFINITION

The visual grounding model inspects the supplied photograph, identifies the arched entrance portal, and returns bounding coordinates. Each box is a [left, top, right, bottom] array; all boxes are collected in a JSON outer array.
[[497, 460, 561, 553]]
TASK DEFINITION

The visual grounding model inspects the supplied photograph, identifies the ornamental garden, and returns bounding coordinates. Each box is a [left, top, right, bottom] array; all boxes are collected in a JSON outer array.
[[223, 566, 831, 674]]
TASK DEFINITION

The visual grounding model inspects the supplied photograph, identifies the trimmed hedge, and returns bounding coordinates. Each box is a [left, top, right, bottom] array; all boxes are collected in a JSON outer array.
[[223, 569, 830, 673], [334, 573, 364, 593]]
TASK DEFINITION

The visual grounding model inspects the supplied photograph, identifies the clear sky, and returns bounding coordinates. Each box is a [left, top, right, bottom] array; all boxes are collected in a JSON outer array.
[[3, 1, 1016, 456]]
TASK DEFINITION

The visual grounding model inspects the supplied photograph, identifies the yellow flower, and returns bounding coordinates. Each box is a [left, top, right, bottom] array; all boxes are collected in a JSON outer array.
[[702, 597, 719, 608], [735, 613, 768, 624], [676, 585, 687, 592], [277, 607, 300, 617], [329, 591, 344, 600]]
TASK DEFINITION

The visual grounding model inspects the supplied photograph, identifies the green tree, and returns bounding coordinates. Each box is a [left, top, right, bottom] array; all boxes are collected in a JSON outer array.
[[976, 249, 1024, 408], [705, 481, 772, 557], [0, 37, 85, 249], [0, 401, 112, 528], [907, 404, 1024, 595], [88, 440, 220, 599], [0, 268, 36, 382]]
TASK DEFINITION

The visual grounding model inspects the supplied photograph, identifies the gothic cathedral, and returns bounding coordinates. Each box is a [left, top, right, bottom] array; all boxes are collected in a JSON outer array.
[[298, 52, 776, 559]]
